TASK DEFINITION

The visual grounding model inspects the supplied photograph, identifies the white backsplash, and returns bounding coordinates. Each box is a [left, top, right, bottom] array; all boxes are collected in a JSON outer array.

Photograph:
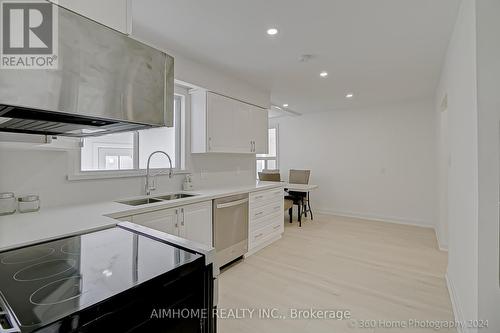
[[0, 148, 256, 208]]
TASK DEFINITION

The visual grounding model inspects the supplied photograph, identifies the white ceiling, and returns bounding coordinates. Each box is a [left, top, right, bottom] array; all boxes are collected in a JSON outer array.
[[133, 0, 460, 114]]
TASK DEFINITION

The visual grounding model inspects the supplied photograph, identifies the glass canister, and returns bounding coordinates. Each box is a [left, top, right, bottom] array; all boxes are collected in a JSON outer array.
[[0, 192, 16, 215], [18, 195, 41, 213]]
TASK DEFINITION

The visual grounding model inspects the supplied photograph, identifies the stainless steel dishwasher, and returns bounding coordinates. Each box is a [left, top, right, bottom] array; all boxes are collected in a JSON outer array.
[[213, 194, 249, 268]]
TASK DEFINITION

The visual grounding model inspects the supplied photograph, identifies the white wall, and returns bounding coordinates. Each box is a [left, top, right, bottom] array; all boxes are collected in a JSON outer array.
[[273, 99, 437, 227], [475, 0, 500, 330], [434, 0, 479, 330], [436, 99, 450, 250]]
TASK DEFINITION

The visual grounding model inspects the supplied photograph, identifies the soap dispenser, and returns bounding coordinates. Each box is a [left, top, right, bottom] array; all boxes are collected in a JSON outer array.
[[182, 174, 194, 191]]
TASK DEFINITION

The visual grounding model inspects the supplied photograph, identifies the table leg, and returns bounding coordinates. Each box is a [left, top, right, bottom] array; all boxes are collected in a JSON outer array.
[[298, 203, 302, 227], [307, 191, 313, 220], [303, 197, 307, 218]]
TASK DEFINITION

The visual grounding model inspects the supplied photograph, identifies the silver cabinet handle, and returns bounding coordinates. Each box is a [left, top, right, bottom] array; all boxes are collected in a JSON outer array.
[[216, 198, 249, 209], [254, 233, 264, 239], [254, 211, 264, 216], [254, 195, 264, 200], [180, 208, 184, 226], [208, 137, 212, 151], [273, 225, 281, 230]]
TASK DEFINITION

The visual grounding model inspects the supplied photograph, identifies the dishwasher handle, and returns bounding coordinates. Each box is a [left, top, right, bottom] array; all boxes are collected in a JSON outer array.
[[216, 198, 248, 209]]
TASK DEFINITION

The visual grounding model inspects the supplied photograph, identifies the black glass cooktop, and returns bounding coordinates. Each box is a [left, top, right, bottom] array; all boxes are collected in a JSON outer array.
[[0, 227, 201, 331]]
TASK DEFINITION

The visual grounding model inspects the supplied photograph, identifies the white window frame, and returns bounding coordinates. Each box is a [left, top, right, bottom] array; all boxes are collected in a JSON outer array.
[[68, 86, 189, 181], [256, 125, 279, 177]]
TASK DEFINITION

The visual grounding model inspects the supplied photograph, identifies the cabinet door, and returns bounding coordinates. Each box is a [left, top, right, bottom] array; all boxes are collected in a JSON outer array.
[[251, 106, 269, 154], [179, 202, 213, 247], [206, 93, 237, 153], [132, 208, 178, 235], [232, 103, 253, 153], [48, 0, 131, 34]]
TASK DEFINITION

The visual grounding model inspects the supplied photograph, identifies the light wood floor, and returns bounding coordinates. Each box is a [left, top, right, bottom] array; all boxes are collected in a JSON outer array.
[[218, 214, 455, 333]]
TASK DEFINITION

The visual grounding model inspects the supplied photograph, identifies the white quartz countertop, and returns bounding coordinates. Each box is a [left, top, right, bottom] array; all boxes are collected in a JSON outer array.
[[0, 182, 283, 252]]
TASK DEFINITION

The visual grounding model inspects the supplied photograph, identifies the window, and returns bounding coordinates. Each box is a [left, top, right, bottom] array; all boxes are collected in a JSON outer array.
[[256, 126, 279, 177], [80, 91, 185, 173]]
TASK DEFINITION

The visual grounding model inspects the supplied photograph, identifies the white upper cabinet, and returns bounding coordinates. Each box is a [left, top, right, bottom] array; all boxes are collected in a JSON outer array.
[[191, 90, 269, 154], [206, 92, 238, 153], [48, 0, 132, 34], [250, 105, 269, 154]]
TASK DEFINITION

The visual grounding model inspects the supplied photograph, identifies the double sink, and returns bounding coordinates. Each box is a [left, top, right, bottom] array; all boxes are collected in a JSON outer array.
[[117, 193, 197, 206]]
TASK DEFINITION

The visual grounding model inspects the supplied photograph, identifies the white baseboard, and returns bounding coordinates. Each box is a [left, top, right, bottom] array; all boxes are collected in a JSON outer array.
[[316, 209, 449, 252], [446, 273, 466, 333], [434, 227, 449, 252], [315, 209, 434, 229]]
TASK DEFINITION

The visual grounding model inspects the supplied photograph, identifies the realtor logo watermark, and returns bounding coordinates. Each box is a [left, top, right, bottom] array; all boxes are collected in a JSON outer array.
[[0, 0, 58, 69]]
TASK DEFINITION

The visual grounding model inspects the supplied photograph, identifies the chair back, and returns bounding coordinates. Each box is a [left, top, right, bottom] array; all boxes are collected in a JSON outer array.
[[258, 172, 281, 181], [262, 169, 280, 174], [289, 169, 310, 184]]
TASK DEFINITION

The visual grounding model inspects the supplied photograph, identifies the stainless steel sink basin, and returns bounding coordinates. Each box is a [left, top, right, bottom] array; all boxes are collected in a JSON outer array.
[[118, 198, 163, 206], [153, 193, 197, 201], [116, 193, 197, 206]]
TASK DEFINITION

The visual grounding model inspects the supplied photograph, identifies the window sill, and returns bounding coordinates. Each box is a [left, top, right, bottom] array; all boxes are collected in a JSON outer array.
[[67, 169, 191, 181]]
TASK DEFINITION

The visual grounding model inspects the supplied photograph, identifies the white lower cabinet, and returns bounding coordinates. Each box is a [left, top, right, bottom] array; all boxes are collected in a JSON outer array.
[[179, 202, 213, 247], [131, 201, 213, 247], [132, 207, 178, 235], [246, 188, 284, 256]]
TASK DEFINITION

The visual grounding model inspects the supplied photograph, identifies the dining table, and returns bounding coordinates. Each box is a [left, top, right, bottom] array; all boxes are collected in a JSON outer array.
[[262, 181, 319, 224]]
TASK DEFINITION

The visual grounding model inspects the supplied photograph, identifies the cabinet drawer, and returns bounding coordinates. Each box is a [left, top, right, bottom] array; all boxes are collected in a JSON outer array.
[[249, 210, 283, 232], [250, 188, 284, 208], [250, 200, 283, 221], [249, 219, 284, 249]]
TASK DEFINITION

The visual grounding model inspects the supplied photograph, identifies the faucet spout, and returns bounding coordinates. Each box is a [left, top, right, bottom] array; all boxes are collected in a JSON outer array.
[[145, 151, 173, 196]]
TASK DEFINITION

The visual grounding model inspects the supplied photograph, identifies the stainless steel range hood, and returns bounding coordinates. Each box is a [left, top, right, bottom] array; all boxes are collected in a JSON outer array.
[[0, 3, 173, 137]]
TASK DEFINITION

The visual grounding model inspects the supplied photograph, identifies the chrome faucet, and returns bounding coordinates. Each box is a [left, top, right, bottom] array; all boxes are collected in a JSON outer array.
[[145, 151, 173, 196]]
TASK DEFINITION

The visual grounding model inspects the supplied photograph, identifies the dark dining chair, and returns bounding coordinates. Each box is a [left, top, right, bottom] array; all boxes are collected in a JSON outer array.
[[285, 169, 312, 226]]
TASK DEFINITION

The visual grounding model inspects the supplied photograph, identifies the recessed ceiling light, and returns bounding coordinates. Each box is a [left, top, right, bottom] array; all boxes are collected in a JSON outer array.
[[267, 28, 278, 36], [320, 71, 328, 77], [283, 103, 288, 107], [345, 93, 354, 98]]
